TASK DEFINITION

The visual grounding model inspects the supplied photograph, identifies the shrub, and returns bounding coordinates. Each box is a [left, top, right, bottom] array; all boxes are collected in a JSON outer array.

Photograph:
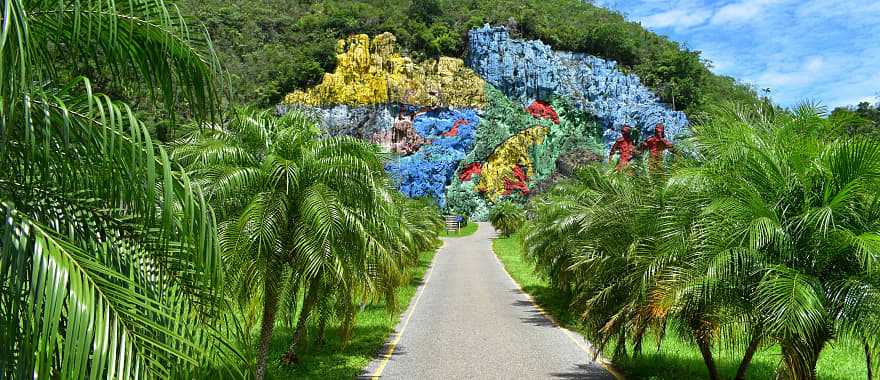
[[489, 200, 526, 236]]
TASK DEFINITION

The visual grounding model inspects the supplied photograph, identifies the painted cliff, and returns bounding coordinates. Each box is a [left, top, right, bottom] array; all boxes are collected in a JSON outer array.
[[467, 25, 689, 144], [279, 26, 687, 219]]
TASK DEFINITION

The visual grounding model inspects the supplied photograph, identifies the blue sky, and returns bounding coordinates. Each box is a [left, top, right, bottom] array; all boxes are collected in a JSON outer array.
[[594, 0, 880, 109]]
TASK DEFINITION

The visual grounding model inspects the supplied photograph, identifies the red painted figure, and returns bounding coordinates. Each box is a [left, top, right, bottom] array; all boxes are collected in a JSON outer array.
[[502, 165, 530, 196], [459, 162, 482, 181], [442, 118, 469, 137], [609, 125, 636, 171], [526, 100, 560, 124], [639, 123, 674, 171]]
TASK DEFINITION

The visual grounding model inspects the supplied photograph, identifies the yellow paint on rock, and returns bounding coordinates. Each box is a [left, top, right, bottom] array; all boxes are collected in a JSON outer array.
[[284, 33, 485, 107], [478, 127, 548, 201]]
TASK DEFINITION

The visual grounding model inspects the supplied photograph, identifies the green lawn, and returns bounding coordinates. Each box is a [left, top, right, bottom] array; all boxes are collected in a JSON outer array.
[[440, 221, 478, 238], [265, 249, 436, 379], [492, 233, 868, 380]]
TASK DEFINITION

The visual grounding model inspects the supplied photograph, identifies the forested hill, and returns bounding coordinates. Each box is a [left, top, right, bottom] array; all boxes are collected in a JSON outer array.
[[179, 0, 759, 116]]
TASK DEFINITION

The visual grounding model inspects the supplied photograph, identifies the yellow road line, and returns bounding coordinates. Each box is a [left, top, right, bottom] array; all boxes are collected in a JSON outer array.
[[370, 250, 439, 379], [490, 251, 627, 380]]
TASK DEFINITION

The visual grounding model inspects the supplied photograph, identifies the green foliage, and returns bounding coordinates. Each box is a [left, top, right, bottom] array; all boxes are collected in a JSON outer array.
[[172, 108, 443, 379], [176, 0, 759, 114], [524, 103, 880, 380], [493, 233, 871, 380], [489, 201, 525, 237], [0, 0, 245, 378], [446, 177, 492, 221], [267, 250, 437, 379], [831, 101, 880, 139]]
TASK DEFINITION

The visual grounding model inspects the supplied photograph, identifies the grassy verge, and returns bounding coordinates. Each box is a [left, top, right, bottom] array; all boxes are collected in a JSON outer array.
[[265, 249, 437, 379], [492, 233, 867, 380], [440, 222, 478, 238]]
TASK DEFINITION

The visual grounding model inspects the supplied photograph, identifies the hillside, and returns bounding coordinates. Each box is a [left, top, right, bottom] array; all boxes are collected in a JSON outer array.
[[277, 26, 692, 218], [179, 0, 758, 116]]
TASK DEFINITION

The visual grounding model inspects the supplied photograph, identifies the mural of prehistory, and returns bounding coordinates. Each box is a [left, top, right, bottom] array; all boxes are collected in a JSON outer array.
[[280, 25, 689, 220], [467, 25, 689, 145]]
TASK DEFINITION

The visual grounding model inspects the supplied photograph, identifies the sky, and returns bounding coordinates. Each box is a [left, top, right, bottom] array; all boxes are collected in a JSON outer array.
[[594, 0, 880, 109]]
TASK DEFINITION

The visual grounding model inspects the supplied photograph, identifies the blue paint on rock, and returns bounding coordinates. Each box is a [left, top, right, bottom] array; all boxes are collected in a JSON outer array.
[[385, 108, 480, 207], [467, 25, 688, 142]]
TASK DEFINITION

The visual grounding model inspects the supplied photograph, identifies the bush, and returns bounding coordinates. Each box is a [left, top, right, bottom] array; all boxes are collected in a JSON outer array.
[[488, 200, 525, 236]]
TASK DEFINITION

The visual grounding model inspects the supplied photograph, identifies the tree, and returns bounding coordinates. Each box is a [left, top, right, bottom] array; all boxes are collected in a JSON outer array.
[[489, 200, 525, 237], [687, 104, 880, 379], [0, 0, 242, 378], [524, 103, 880, 380], [831, 101, 880, 139], [172, 108, 441, 379]]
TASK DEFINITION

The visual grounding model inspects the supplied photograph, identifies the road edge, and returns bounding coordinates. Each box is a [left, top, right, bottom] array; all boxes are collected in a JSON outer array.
[[489, 235, 627, 380]]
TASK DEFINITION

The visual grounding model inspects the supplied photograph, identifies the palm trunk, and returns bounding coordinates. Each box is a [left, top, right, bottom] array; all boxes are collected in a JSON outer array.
[[735, 332, 762, 380], [866, 341, 873, 380], [282, 278, 320, 365], [656, 318, 668, 353], [632, 323, 648, 358], [255, 282, 281, 380], [696, 334, 721, 380], [780, 337, 826, 380], [340, 300, 358, 347], [316, 314, 328, 347], [612, 330, 628, 362]]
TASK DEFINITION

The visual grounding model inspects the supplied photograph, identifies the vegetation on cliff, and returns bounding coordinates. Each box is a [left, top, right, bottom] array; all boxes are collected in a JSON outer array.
[[178, 0, 759, 115]]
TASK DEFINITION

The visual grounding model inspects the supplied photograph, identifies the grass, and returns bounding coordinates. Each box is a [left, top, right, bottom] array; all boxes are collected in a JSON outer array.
[[264, 249, 437, 379], [492, 232, 869, 380], [439, 221, 478, 237]]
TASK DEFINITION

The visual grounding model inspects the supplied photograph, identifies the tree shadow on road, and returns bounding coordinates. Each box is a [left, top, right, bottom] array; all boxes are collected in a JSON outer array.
[[550, 363, 616, 380], [510, 298, 556, 327]]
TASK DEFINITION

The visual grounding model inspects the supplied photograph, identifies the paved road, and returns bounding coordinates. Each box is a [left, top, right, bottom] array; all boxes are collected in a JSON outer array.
[[362, 223, 616, 379]]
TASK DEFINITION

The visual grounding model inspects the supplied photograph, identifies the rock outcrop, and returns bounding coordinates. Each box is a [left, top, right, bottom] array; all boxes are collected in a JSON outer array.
[[467, 25, 688, 141], [280, 27, 690, 219], [284, 33, 485, 107], [477, 126, 547, 201], [385, 109, 479, 207]]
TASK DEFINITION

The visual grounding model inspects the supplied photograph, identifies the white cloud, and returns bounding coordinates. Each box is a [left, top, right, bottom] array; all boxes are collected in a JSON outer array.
[[830, 95, 879, 108], [601, 0, 880, 107], [710, 0, 785, 26], [757, 56, 825, 88], [642, 9, 712, 29]]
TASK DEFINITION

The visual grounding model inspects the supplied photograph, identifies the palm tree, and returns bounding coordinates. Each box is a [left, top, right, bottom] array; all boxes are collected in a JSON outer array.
[[523, 165, 717, 371], [173, 108, 440, 379], [686, 103, 880, 380], [489, 200, 525, 237], [0, 0, 243, 378], [528, 104, 880, 379]]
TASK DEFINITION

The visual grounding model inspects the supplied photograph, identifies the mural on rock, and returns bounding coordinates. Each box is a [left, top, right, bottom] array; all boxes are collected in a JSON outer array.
[[444, 87, 603, 219], [477, 126, 547, 201], [284, 33, 485, 107], [279, 26, 687, 220], [467, 24, 689, 148], [385, 109, 479, 207]]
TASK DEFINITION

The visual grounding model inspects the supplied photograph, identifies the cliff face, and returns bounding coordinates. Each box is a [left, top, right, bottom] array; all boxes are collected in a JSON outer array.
[[385, 109, 480, 207], [467, 25, 689, 143], [280, 26, 687, 219], [477, 126, 548, 201], [283, 33, 485, 108]]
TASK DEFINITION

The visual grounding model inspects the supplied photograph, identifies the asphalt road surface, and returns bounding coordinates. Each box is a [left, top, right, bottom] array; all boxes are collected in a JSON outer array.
[[361, 223, 617, 380]]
